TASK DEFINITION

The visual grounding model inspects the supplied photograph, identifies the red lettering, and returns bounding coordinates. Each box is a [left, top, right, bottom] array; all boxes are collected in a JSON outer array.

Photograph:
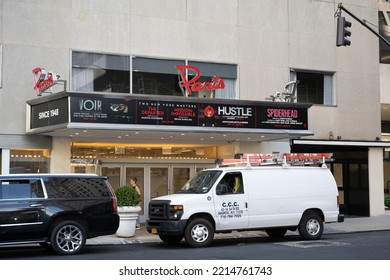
[[176, 65, 225, 96], [267, 108, 298, 118]]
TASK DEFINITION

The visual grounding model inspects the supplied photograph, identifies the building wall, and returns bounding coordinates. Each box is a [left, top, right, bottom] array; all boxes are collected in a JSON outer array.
[[0, 0, 386, 216], [0, 0, 381, 147]]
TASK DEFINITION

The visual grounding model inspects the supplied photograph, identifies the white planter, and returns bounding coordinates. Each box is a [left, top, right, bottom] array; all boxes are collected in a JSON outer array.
[[116, 206, 141, 238]]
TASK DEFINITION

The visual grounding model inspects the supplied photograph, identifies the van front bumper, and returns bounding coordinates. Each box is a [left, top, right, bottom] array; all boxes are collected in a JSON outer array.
[[146, 219, 187, 236]]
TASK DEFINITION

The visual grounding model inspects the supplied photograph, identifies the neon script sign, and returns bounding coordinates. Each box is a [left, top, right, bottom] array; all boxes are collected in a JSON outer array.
[[176, 65, 225, 96], [32, 67, 60, 96]]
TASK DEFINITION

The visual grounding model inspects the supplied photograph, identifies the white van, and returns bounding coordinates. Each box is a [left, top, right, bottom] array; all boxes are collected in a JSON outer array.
[[146, 154, 344, 248]]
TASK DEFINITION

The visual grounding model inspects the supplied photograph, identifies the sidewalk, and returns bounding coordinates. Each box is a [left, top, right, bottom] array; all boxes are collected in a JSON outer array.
[[86, 210, 390, 246]]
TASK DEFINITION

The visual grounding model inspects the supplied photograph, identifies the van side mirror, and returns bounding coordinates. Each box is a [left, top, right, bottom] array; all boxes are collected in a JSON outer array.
[[216, 183, 227, 195]]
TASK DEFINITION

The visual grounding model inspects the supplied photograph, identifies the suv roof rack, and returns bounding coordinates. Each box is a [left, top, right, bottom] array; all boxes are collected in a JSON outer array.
[[215, 153, 333, 168]]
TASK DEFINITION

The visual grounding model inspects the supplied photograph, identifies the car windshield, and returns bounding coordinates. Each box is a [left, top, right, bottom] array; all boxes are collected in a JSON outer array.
[[180, 170, 222, 194]]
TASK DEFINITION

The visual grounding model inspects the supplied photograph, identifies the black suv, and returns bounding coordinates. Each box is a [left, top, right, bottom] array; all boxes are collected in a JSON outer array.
[[0, 173, 119, 255]]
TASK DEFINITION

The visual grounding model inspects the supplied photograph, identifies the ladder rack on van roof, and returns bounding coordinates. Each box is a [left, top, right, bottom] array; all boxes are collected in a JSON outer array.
[[215, 153, 333, 168]]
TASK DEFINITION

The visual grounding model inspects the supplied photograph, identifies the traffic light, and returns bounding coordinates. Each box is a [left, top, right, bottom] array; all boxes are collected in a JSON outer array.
[[336, 16, 352, 47]]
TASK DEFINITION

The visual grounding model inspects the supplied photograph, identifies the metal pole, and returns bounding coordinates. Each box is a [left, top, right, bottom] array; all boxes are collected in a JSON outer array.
[[338, 3, 390, 48]]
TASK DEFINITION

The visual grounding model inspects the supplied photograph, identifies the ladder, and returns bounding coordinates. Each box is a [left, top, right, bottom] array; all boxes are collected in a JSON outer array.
[[215, 153, 333, 168]]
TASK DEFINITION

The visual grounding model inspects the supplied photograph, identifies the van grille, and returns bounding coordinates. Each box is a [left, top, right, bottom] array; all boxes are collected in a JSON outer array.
[[149, 200, 170, 219]]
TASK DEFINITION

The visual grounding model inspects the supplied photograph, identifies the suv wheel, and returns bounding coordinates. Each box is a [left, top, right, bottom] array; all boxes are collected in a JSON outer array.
[[184, 218, 214, 248], [50, 220, 87, 255]]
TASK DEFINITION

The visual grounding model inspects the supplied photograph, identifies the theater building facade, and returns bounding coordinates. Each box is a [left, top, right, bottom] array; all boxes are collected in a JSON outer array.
[[0, 1, 388, 220]]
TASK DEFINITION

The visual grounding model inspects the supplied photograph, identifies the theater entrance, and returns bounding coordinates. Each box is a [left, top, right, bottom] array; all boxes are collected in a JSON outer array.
[[100, 163, 213, 222]]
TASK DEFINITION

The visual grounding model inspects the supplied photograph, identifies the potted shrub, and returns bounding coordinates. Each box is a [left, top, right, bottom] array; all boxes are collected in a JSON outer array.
[[115, 185, 141, 237]]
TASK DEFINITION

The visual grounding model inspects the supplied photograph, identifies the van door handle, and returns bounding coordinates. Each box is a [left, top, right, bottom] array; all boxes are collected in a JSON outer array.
[[245, 202, 248, 208]]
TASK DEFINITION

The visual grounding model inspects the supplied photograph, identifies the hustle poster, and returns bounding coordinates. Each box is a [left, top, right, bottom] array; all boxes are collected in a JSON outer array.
[[198, 104, 256, 128]]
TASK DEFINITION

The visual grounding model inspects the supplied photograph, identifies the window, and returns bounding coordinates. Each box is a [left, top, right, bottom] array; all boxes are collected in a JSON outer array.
[[72, 52, 130, 93], [216, 172, 244, 195], [290, 70, 334, 105], [0, 179, 44, 199], [186, 61, 237, 99], [10, 149, 50, 173], [378, 11, 390, 64], [44, 177, 110, 198], [132, 57, 184, 96], [72, 51, 237, 99]]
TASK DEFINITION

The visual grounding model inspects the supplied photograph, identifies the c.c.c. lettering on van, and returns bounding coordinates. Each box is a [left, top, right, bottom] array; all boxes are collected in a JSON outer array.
[[218, 202, 244, 219]]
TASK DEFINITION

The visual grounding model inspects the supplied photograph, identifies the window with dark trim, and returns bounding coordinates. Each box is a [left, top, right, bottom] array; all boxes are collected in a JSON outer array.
[[291, 70, 334, 105], [72, 51, 237, 99], [72, 52, 130, 93]]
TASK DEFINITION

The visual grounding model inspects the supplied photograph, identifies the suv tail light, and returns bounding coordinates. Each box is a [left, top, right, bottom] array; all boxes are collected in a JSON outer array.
[[106, 180, 118, 212]]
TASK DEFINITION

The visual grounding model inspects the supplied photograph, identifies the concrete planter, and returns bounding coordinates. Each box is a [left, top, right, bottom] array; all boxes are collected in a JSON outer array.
[[116, 206, 141, 238]]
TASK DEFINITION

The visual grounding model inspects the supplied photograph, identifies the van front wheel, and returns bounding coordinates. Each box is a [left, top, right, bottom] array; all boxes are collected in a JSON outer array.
[[298, 212, 323, 240], [185, 218, 214, 248]]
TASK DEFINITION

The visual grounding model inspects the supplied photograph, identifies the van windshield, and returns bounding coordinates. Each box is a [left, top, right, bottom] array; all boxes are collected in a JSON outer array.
[[180, 170, 222, 194]]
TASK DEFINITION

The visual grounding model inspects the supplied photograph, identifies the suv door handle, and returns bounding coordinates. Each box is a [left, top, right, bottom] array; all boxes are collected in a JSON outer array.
[[30, 204, 43, 207]]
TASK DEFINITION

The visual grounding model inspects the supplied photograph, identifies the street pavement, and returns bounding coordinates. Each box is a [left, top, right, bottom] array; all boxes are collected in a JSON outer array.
[[86, 210, 390, 246]]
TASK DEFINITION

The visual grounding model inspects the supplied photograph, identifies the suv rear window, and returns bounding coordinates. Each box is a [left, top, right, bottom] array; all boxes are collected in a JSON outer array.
[[44, 177, 110, 198]]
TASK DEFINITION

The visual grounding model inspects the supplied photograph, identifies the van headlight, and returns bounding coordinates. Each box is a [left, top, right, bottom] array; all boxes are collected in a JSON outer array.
[[169, 205, 184, 219]]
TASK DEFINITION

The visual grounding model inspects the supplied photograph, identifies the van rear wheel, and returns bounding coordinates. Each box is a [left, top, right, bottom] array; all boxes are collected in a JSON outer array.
[[185, 218, 214, 248], [298, 212, 323, 240]]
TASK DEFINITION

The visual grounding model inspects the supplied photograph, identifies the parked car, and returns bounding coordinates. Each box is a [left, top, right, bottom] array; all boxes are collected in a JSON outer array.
[[0, 173, 119, 255]]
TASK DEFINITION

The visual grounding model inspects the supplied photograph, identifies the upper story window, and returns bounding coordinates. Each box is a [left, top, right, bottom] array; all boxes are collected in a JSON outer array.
[[379, 11, 390, 64], [290, 70, 334, 105], [184, 61, 237, 99], [132, 57, 184, 96], [72, 52, 130, 93], [72, 51, 237, 99]]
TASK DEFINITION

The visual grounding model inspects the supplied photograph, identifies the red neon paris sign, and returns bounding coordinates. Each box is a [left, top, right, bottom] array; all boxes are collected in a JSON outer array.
[[176, 65, 225, 96], [32, 67, 60, 96]]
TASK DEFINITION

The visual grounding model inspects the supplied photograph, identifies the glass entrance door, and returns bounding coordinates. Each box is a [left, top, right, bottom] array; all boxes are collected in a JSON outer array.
[[101, 163, 211, 223]]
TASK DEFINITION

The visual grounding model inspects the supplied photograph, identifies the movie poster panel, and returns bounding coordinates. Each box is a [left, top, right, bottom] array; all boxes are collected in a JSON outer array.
[[136, 100, 198, 126], [198, 103, 256, 128], [257, 106, 308, 130], [71, 97, 135, 124]]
